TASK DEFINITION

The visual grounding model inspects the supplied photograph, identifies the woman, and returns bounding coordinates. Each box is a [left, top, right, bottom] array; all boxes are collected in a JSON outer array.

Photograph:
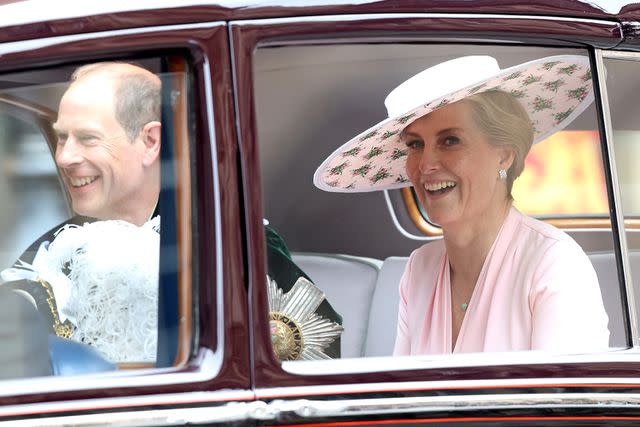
[[314, 55, 610, 354]]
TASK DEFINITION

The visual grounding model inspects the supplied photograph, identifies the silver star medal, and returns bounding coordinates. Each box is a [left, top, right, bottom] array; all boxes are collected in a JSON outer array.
[[267, 276, 343, 361]]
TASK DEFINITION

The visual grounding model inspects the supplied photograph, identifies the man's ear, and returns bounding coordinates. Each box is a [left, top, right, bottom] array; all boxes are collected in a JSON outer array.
[[140, 121, 161, 167]]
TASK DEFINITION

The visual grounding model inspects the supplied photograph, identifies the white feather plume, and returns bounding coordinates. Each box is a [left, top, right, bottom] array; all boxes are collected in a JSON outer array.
[[5, 218, 160, 363]]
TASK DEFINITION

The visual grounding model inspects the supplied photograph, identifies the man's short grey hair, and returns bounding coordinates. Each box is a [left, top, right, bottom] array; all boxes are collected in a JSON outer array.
[[71, 62, 161, 142]]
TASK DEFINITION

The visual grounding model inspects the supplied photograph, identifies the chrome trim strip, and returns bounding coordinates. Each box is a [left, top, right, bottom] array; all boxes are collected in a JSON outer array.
[[0, 390, 254, 420], [0, 401, 266, 427], [261, 393, 640, 419], [383, 190, 432, 241], [594, 49, 639, 345], [6, 393, 640, 426], [602, 51, 640, 61], [281, 347, 636, 377], [256, 375, 640, 399], [231, 12, 620, 28]]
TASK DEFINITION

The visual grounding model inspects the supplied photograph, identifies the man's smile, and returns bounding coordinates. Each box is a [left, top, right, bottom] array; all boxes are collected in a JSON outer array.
[[68, 176, 98, 188]]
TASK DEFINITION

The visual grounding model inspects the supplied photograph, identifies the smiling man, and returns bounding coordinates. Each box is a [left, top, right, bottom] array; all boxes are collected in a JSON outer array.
[[0, 62, 164, 360], [0, 62, 343, 363], [54, 63, 161, 226]]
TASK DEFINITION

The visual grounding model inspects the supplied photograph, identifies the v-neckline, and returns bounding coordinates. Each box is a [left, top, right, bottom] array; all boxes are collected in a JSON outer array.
[[443, 206, 515, 353]]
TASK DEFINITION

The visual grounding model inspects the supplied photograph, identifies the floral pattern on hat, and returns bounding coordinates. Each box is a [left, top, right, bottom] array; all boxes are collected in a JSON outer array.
[[314, 55, 594, 193]]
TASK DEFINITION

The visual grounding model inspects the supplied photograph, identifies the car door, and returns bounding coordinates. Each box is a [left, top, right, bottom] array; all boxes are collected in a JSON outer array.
[[0, 6, 255, 426], [233, 4, 640, 426]]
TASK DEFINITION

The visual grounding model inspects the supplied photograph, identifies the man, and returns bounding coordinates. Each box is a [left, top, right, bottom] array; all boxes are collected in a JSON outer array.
[[0, 63, 163, 362], [2, 62, 342, 362], [54, 62, 161, 226]]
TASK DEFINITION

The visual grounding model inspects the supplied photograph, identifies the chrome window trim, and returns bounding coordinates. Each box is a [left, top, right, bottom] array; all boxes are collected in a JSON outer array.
[[0, 349, 221, 398], [257, 375, 640, 399], [6, 392, 640, 426], [0, 22, 225, 394], [257, 393, 640, 420], [280, 348, 636, 376], [594, 48, 639, 346], [0, 399, 262, 427], [0, 390, 255, 421], [602, 51, 640, 61], [383, 190, 433, 241], [231, 12, 622, 28]]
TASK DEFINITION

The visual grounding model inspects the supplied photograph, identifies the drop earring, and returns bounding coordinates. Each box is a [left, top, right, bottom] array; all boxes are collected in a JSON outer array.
[[498, 169, 507, 180]]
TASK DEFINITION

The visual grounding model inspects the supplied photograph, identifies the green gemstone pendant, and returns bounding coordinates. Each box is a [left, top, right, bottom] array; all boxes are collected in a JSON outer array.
[[460, 303, 468, 312]]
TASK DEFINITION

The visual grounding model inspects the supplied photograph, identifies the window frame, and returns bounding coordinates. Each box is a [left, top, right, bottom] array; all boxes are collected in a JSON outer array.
[[232, 12, 640, 394], [596, 49, 640, 346], [0, 22, 250, 408]]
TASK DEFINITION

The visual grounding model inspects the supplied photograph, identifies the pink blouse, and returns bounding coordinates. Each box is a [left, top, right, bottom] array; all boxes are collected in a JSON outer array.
[[393, 207, 610, 355]]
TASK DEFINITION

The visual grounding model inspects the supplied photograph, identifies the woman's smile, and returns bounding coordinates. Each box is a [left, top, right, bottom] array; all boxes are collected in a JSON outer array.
[[423, 181, 457, 196]]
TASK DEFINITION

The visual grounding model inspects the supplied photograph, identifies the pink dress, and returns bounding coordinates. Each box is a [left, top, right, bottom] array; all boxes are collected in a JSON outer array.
[[393, 207, 610, 355]]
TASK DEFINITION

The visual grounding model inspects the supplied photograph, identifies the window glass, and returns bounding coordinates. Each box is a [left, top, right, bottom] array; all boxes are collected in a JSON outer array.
[[512, 130, 607, 217], [254, 43, 623, 368], [604, 55, 640, 339], [0, 60, 193, 379], [0, 112, 67, 267]]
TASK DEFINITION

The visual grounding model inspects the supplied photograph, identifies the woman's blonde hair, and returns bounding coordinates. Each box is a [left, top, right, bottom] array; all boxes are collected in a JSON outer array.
[[465, 90, 534, 197]]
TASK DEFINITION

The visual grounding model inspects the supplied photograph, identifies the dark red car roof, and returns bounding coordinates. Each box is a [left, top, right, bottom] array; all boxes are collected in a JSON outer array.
[[0, 0, 638, 45]]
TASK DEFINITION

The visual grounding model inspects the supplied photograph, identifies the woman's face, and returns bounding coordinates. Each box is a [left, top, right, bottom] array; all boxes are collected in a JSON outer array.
[[403, 100, 513, 228]]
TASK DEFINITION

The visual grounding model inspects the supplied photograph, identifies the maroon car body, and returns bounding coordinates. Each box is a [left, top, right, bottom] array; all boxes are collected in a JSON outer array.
[[1, 1, 640, 426]]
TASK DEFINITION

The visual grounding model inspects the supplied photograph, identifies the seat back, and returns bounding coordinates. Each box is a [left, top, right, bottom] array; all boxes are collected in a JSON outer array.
[[292, 253, 381, 358], [363, 257, 406, 357], [294, 250, 631, 358], [587, 253, 625, 347], [362, 252, 629, 355]]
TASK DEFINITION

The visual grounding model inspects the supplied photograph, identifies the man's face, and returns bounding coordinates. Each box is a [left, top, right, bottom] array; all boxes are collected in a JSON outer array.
[[54, 75, 148, 221]]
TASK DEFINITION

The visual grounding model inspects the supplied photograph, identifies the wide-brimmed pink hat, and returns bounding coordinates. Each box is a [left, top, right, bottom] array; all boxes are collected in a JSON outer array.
[[313, 55, 594, 193]]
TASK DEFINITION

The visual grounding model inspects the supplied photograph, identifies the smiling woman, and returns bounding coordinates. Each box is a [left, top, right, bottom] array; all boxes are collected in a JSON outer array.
[[253, 42, 625, 362], [313, 54, 609, 355]]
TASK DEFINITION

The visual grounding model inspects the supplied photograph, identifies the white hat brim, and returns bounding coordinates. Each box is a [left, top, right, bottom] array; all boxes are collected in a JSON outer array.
[[313, 55, 594, 193]]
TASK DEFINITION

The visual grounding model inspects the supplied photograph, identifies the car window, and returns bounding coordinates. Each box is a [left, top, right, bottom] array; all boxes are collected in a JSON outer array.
[[603, 53, 640, 342], [0, 59, 195, 378], [254, 43, 625, 369]]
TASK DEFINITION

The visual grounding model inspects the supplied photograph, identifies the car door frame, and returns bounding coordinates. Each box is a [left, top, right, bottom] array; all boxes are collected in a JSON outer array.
[[0, 18, 254, 425], [231, 10, 640, 426]]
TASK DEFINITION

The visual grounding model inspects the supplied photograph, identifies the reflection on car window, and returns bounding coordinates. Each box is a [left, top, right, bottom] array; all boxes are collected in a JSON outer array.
[[0, 112, 67, 267], [604, 55, 640, 341], [0, 60, 193, 378], [512, 130, 607, 217], [254, 43, 625, 366]]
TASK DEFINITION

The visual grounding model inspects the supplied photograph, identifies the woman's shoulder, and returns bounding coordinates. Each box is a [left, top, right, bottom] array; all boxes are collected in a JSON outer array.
[[399, 240, 445, 293], [511, 208, 579, 247], [405, 239, 445, 270], [510, 208, 590, 263]]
